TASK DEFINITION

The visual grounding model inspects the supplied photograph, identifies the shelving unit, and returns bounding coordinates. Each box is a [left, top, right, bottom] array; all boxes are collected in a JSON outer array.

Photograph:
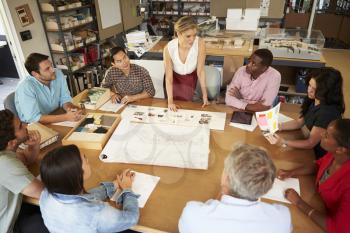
[[150, 0, 211, 37], [279, 84, 307, 97], [37, 0, 103, 96], [284, 0, 350, 48], [273, 61, 325, 104]]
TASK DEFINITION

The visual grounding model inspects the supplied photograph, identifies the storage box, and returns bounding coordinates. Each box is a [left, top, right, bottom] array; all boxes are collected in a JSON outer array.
[[46, 21, 71, 30], [51, 43, 75, 52], [45, 21, 59, 30], [68, 2, 82, 9], [259, 28, 325, 60], [40, 3, 54, 12], [86, 36, 97, 43], [73, 87, 111, 110], [62, 113, 121, 150], [40, 3, 68, 12]]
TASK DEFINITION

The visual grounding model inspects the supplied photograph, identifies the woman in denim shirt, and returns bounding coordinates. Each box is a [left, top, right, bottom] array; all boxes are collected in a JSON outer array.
[[39, 145, 139, 233]]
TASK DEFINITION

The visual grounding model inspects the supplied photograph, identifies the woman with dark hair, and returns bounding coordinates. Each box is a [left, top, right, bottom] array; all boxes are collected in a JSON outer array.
[[278, 119, 350, 233], [275, 67, 345, 159], [101, 46, 155, 104], [39, 145, 139, 233]]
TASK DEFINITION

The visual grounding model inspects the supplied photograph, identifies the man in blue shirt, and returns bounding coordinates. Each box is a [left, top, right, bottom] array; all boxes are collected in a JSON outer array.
[[15, 53, 83, 123]]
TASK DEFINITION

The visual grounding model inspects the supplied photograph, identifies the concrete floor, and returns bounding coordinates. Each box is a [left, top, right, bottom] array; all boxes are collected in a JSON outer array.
[[0, 77, 19, 110]]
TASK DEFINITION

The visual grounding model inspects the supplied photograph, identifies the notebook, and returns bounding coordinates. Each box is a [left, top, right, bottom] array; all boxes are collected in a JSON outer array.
[[19, 122, 59, 150]]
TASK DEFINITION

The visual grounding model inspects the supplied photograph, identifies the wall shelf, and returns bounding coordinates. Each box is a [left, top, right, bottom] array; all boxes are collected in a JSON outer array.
[[37, 0, 102, 96]]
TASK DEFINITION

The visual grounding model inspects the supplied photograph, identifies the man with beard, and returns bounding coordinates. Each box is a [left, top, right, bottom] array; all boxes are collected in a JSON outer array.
[[0, 109, 48, 233], [15, 53, 83, 124], [225, 49, 281, 112]]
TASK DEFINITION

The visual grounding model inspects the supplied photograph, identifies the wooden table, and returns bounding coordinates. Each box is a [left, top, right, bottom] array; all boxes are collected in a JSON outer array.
[[28, 99, 325, 233]]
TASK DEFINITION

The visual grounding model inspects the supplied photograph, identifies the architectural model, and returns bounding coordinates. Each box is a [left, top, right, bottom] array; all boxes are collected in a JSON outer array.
[[259, 29, 325, 60]]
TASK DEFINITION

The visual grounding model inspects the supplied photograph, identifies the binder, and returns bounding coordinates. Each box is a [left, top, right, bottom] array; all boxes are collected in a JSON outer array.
[[19, 123, 59, 150]]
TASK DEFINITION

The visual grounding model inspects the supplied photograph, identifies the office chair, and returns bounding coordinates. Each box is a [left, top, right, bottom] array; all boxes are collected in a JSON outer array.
[[194, 66, 221, 101], [147, 24, 157, 36], [3, 92, 18, 116]]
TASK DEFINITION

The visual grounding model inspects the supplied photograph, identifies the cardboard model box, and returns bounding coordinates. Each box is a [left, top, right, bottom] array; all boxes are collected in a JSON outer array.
[[62, 113, 121, 150], [73, 87, 111, 110]]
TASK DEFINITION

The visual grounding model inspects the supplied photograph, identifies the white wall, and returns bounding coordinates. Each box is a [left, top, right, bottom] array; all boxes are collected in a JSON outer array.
[[6, 0, 50, 58], [0, 20, 5, 35]]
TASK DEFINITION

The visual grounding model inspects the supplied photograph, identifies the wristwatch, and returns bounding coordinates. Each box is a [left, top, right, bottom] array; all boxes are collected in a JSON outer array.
[[281, 139, 288, 148]]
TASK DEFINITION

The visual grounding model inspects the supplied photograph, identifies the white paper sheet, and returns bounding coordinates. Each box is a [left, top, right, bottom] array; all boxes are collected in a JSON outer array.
[[100, 119, 210, 169], [121, 105, 226, 131], [278, 113, 293, 123], [262, 178, 300, 204], [99, 100, 125, 113], [229, 116, 257, 132], [111, 172, 160, 208], [52, 121, 78, 128]]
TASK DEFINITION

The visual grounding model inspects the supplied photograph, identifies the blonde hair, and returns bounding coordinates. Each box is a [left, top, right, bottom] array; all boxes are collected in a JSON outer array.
[[224, 144, 276, 201], [174, 16, 198, 37]]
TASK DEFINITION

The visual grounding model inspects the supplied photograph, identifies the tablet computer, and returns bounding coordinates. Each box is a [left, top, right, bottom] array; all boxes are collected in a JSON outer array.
[[230, 111, 253, 125]]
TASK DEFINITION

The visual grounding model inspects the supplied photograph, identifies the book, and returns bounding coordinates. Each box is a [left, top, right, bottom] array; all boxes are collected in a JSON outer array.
[[19, 122, 59, 150], [78, 76, 85, 92], [73, 77, 80, 94]]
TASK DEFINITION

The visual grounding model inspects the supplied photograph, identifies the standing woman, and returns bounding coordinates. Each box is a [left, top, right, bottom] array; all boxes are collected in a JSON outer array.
[[164, 16, 209, 111]]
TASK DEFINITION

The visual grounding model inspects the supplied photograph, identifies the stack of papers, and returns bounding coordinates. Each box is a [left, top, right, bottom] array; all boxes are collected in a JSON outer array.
[[52, 120, 79, 128], [20, 122, 59, 149], [111, 171, 160, 208], [262, 178, 300, 204], [99, 100, 125, 113], [126, 31, 147, 44], [226, 8, 260, 31]]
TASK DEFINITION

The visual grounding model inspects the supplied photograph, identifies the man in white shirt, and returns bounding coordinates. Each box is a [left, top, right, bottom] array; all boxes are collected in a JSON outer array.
[[178, 144, 292, 233]]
